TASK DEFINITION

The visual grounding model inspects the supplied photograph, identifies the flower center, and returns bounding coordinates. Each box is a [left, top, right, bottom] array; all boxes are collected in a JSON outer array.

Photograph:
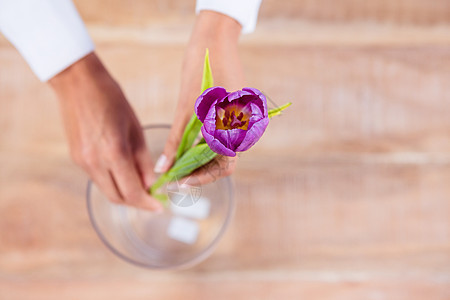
[[215, 104, 249, 130]]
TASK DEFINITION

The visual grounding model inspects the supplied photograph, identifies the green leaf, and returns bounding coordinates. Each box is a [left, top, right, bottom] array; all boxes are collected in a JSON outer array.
[[152, 192, 169, 204], [175, 114, 202, 160], [201, 48, 214, 93], [150, 173, 170, 197], [268, 102, 292, 118], [169, 143, 217, 180], [151, 144, 217, 196], [174, 48, 214, 160]]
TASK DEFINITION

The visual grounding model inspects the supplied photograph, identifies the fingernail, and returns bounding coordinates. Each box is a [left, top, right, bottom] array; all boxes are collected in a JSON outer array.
[[154, 154, 168, 173]]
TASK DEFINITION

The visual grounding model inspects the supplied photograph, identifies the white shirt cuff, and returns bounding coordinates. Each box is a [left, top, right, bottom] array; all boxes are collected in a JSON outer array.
[[0, 0, 94, 81], [196, 0, 262, 34]]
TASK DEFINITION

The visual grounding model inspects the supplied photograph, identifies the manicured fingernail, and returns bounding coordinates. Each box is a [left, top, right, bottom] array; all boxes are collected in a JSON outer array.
[[154, 154, 167, 173]]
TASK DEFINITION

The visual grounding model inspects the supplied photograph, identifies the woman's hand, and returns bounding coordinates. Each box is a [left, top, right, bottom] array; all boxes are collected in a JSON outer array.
[[49, 52, 163, 212], [154, 11, 244, 185]]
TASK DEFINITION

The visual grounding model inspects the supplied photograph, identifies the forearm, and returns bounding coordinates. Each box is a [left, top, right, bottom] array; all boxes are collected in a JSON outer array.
[[175, 11, 245, 125], [152, 10, 246, 174]]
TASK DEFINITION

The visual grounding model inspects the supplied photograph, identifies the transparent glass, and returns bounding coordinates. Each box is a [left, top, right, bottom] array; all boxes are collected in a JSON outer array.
[[86, 124, 234, 269]]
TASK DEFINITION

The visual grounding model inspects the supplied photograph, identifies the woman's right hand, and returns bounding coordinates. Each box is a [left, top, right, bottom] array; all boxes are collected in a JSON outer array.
[[49, 52, 163, 212]]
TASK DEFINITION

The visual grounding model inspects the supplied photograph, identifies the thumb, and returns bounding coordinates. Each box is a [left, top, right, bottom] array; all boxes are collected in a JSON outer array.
[[155, 108, 194, 173], [154, 134, 179, 173]]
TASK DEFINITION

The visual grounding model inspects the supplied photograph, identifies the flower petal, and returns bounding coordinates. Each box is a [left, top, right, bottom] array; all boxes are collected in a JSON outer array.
[[202, 100, 218, 133], [195, 87, 229, 122], [224, 89, 253, 104], [247, 102, 264, 128], [235, 116, 269, 152], [201, 126, 237, 157], [214, 128, 247, 152], [242, 87, 268, 117]]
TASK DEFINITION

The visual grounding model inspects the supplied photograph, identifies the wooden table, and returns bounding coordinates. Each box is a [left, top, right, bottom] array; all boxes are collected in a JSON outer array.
[[0, 1, 449, 299]]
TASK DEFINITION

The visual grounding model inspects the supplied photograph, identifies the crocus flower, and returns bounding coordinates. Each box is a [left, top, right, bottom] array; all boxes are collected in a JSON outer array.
[[195, 87, 269, 157]]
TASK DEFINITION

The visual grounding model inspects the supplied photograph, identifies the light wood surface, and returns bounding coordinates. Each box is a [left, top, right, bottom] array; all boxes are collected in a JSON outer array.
[[1, 1, 449, 299]]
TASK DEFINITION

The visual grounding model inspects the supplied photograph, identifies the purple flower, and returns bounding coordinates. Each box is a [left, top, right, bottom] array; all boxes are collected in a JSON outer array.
[[195, 87, 269, 157]]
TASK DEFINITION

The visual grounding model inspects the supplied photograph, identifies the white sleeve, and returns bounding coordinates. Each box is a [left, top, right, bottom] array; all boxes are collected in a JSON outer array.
[[196, 0, 262, 34], [0, 0, 94, 82]]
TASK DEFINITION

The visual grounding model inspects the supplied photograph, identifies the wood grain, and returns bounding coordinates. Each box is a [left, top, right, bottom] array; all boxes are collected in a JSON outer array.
[[71, 0, 450, 25], [1, 0, 450, 299]]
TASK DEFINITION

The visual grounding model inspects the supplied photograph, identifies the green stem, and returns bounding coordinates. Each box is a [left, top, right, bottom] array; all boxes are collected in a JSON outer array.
[[175, 114, 202, 160], [150, 144, 217, 204], [268, 102, 292, 118]]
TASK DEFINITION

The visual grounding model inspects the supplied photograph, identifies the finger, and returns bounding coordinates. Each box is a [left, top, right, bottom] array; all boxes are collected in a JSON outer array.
[[154, 117, 190, 173], [181, 156, 237, 186], [130, 126, 156, 188], [110, 150, 163, 212], [134, 145, 156, 189], [154, 131, 179, 173], [88, 168, 123, 204]]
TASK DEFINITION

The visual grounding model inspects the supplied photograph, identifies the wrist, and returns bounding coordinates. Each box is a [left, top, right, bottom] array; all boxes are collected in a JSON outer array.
[[195, 11, 242, 44], [49, 52, 112, 98]]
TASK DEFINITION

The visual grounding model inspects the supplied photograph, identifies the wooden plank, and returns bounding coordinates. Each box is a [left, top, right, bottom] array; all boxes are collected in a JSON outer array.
[[1, 5, 450, 298], [2, 45, 450, 154], [1, 152, 449, 272], [258, 0, 450, 24], [70, 0, 450, 25], [0, 276, 449, 300]]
